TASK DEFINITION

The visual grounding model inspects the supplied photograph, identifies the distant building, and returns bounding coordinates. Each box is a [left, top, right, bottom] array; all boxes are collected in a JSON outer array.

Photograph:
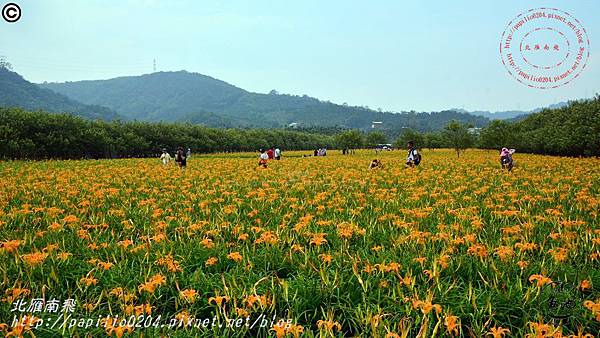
[[288, 122, 299, 128], [371, 121, 383, 129], [468, 127, 481, 135]]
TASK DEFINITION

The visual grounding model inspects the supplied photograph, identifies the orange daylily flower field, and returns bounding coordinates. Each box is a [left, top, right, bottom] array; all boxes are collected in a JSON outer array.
[[0, 149, 599, 337]]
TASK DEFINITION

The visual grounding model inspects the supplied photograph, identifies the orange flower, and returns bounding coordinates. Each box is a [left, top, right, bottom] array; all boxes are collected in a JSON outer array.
[[4, 288, 30, 303], [117, 239, 133, 249], [487, 326, 510, 338], [444, 314, 460, 336], [156, 255, 182, 273], [208, 295, 230, 307], [201, 238, 214, 248], [138, 282, 158, 294], [5, 315, 41, 337], [528, 274, 553, 287], [97, 261, 114, 270], [80, 276, 98, 286], [62, 215, 79, 223], [255, 231, 278, 245], [515, 242, 538, 252], [319, 253, 332, 264], [244, 294, 269, 308], [271, 322, 287, 338], [149, 273, 166, 285], [467, 244, 488, 258], [525, 321, 561, 338], [227, 251, 243, 262], [547, 247, 568, 263], [517, 260, 528, 269], [317, 319, 342, 332], [579, 279, 592, 291], [1, 239, 22, 253], [138, 273, 166, 294], [309, 233, 328, 246], [494, 246, 514, 261], [287, 324, 304, 338], [179, 289, 198, 303], [413, 257, 426, 265], [411, 298, 442, 315], [205, 257, 218, 266], [21, 252, 48, 266], [583, 299, 600, 321], [106, 324, 133, 338]]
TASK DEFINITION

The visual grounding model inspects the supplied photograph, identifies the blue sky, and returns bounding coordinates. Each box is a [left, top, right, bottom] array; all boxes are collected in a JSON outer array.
[[1, 0, 598, 112]]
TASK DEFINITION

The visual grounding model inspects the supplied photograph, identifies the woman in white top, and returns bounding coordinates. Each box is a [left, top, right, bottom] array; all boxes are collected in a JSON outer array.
[[258, 149, 269, 168], [160, 149, 171, 166], [274, 147, 281, 160]]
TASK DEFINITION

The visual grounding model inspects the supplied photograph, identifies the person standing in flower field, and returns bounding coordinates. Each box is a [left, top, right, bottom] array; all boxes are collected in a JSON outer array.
[[274, 147, 282, 160], [160, 149, 171, 166], [500, 148, 515, 172], [258, 148, 269, 169], [406, 141, 421, 167], [175, 147, 187, 171]]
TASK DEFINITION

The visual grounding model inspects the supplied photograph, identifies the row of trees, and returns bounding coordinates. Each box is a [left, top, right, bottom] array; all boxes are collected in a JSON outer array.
[[1, 97, 597, 160], [478, 97, 600, 156], [0, 108, 335, 160], [340, 96, 600, 158], [336, 122, 475, 157]]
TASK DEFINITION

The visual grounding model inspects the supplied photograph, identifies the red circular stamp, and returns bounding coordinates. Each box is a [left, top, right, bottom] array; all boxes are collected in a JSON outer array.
[[500, 8, 590, 89]]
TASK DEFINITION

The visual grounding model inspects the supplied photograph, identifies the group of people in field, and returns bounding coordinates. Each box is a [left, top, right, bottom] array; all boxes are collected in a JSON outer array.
[[158, 142, 515, 173], [258, 147, 282, 168], [314, 148, 327, 157], [160, 147, 191, 170], [369, 140, 421, 170], [368, 140, 514, 172]]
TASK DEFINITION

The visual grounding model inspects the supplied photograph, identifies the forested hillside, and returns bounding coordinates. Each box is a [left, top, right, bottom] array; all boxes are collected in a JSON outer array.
[[42, 71, 489, 130], [0, 68, 120, 120]]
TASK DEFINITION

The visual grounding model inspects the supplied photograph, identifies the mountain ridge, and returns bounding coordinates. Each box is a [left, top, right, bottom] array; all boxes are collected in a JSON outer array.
[[40, 70, 490, 131], [0, 67, 120, 121]]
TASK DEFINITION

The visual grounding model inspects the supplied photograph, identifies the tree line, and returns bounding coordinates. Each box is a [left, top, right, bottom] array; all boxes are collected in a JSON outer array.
[[411, 97, 598, 157], [477, 97, 600, 157], [1, 96, 598, 160], [339, 96, 600, 158], [0, 108, 335, 160]]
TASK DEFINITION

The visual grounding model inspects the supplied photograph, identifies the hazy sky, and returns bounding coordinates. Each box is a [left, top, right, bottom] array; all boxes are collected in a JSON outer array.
[[1, 0, 598, 112]]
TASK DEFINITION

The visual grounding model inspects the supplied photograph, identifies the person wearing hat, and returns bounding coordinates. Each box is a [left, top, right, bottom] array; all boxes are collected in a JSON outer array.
[[160, 149, 171, 166]]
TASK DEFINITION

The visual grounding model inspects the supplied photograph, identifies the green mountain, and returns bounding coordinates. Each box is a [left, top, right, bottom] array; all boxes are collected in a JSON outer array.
[[41, 70, 489, 131], [0, 68, 120, 120]]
